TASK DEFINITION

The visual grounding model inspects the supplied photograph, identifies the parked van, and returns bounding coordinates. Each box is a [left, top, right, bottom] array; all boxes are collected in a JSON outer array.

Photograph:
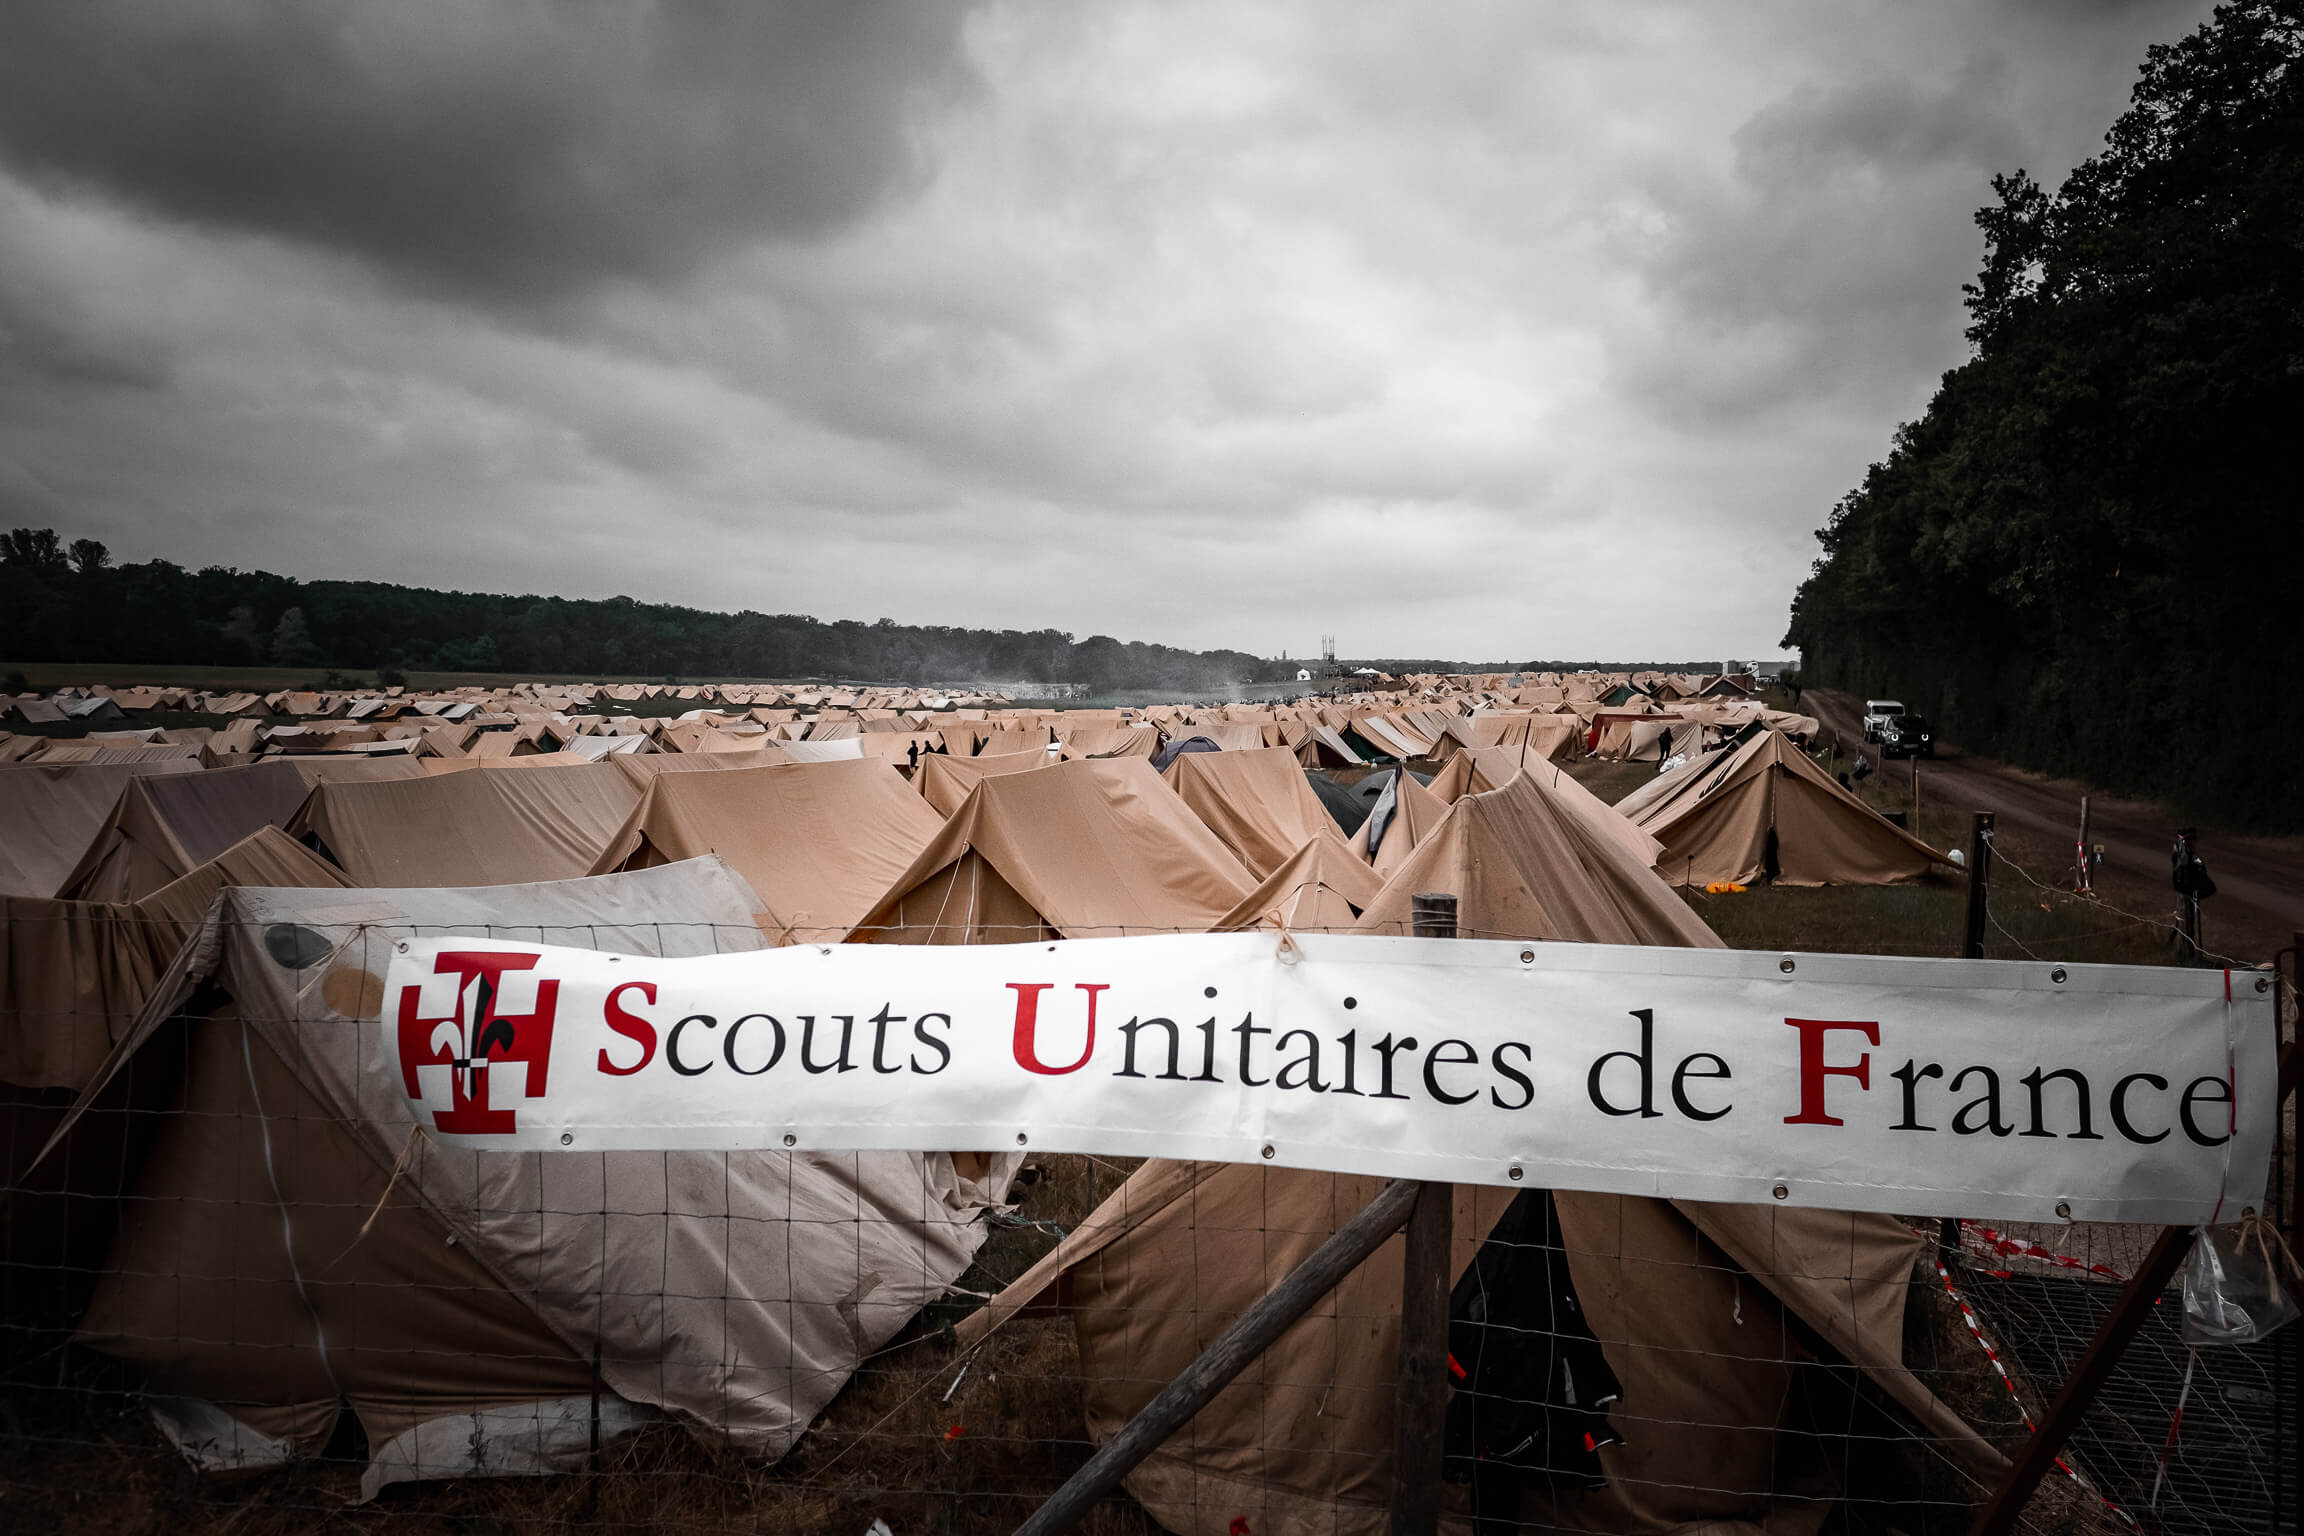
[[1862, 699, 1905, 742]]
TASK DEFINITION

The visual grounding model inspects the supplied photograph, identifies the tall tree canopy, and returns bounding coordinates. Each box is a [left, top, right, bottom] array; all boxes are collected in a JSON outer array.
[[1786, 1, 2302, 827]]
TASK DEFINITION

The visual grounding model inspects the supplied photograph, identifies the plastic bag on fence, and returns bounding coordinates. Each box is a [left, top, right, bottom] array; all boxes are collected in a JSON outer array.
[[2180, 1216, 2300, 1346]]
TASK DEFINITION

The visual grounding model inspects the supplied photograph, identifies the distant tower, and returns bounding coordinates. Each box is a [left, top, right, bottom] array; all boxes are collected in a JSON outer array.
[[1321, 634, 1338, 676]]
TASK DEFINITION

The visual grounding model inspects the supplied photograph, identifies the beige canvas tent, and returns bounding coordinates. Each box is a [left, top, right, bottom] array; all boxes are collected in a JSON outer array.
[[962, 1166, 1985, 1534], [1181, 722, 1268, 753], [913, 747, 1052, 817], [50, 862, 1015, 1497], [1166, 746, 1354, 879], [1355, 770, 1712, 946], [32, 739, 203, 767], [275, 756, 431, 787], [1470, 712, 1583, 762], [1345, 768, 1450, 883], [1629, 729, 1951, 887], [1286, 722, 1364, 769], [1451, 746, 1665, 870], [1611, 745, 1720, 823], [56, 759, 318, 903], [1060, 725, 1158, 758], [2, 828, 353, 1344], [1346, 715, 1427, 759], [420, 750, 595, 773], [1209, 833, 1384, 934], [0, 760, 203, 899], [659, 721, 775, 755], [2, 827, 354, 1096], [957, 769, 1995, 1533], [1593, 715, 1699, 762], [589, 758, 945, 944], [288, 762, 642, 887], [1422, 751, 1480, 803], [608, 747, 789, 787], [853, 758, 1255, 943]]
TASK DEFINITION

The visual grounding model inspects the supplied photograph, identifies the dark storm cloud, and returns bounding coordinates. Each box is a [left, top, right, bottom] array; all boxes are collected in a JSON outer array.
[[0, 277, 171, 392], [1735, 70, 2026, 182], [0, 0, 980, 301], [0, 0, 2231, 662], [1618, 68, 2027, 429]]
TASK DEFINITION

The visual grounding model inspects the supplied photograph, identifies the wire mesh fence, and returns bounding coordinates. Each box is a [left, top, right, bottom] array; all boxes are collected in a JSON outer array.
[[0, 908, 2294, 1534]]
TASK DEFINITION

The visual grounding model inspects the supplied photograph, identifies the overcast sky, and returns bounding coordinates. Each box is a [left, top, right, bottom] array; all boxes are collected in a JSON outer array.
[[0, 0, 2212, 664]]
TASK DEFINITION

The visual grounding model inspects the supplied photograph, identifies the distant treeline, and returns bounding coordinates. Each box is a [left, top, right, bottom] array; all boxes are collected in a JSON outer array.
[[1785, 2, 2301, 829], [0, 531, 1282, 692]]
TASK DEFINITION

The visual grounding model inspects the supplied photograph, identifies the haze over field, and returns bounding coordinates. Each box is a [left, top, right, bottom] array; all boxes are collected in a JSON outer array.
[[0, 0, 2213, 661]]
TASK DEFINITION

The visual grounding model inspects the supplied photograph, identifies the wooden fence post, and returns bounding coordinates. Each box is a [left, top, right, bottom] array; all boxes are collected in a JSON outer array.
[[1961, 812, 1994, 958], [1392, 894, 1459, 1536]]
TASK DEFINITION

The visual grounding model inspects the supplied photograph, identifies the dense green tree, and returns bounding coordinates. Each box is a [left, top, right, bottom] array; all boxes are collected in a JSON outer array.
[[1786, 1, 2302, 827], [0, 529, 1290, 692], [218, 603, 265, 664], [2, 528, 67, 573], [268, 606, 325, 667]]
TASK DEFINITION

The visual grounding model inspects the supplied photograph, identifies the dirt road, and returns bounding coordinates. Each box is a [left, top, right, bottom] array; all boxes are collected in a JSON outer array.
[[1805, 688, 2303, 962]]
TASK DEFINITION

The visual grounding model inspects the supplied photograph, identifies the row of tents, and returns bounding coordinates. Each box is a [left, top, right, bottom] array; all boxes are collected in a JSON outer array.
[[1, 680, 1019, 721], [2, 721, 1943, 920], [1, 681, 1978, 1530], [3, 670, 1818, 777], [2, 664, 1762, 725]]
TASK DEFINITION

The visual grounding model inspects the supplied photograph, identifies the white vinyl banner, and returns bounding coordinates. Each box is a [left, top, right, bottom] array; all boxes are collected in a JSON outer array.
[[383, 932, 2276, 1224]]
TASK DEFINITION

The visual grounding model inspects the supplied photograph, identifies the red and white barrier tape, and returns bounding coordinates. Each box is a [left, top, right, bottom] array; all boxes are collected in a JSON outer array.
[[1961, 1221, 2130, 1283], [1933, 1256, 2138, 1531]]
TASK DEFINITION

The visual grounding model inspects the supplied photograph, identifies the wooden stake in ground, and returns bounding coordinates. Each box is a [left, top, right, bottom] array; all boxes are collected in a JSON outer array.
[[1392, 892, 1459, 1536], [1961, 812, 1994, 959]]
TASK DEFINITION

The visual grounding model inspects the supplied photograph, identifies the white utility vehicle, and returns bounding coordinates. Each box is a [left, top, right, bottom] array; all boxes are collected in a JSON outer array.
[[1862, 699, 1905, 742]]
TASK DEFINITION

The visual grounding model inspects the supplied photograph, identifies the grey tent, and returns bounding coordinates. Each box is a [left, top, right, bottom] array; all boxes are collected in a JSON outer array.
[[49, 859, 1016, 1497]]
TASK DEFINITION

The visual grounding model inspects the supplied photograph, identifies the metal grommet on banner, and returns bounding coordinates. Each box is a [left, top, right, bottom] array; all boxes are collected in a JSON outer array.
[[1519, 949, 1534, 964], [395, 940, 409, 954], [1778, 957, 1795, 974], [1507, 1165, 1524, 1182], [1260, 1144, 1275, 1160], [2256, 974, 2271, 993], [559, 1133, 573, 1147], [781, 1133, 796, 1148], [2050, 967, 2067, 984], [1772, 1183, 1789, 1201], [2054, 1201, 2073, 1221], [1016, 1132, 1028, 1146]]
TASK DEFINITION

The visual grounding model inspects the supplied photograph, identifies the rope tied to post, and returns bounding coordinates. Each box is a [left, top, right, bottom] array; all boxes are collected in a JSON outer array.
[[2231, 1208, 2304, 1287]]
